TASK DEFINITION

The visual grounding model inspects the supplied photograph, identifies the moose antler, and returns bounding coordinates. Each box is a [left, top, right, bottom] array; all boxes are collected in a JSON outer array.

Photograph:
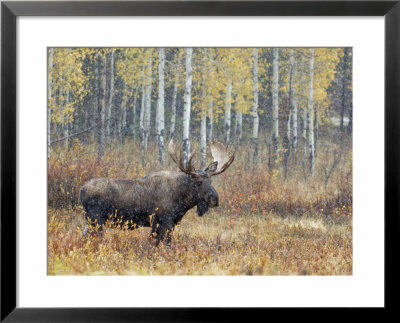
[[168, 140, 200, 178], [208, 141, 235, 176]]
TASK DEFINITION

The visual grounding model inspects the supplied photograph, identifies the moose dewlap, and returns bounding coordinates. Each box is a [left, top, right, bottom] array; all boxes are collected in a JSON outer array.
[[80, 140, 234, 245]]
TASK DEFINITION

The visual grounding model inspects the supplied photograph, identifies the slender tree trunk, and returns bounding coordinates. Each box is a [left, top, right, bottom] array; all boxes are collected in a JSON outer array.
[[314, 104, 318, 155], [284, 50, 295, 177], [119, 84, 128, 143], [252, 48, 259, 168], [64, 89, 70, 150], [92, 58, 99, 143], [97, 54, 107, 158], [291, 50, 298, 154], [144, 52, 153, 152], [207, 98, 214, 142], [169, 72, 178, 139], [47, 48, 54, 158], [131, 88, 138, 141], [57, 83, 63, 139], [344, 47, 353, 135], [308, 49, 315, 176], [272, 48, 279, 163], [200, 59, 207, 167], [183, 48, 193, 167], [156, 48, 165, 165], [224, 80, 232, 145], [347, 109, 353, 135], [301, 55, 308, 171], [140, 65, 146, 162], [84, 104, 89, 138], [235, 110, 242, 143], [340, 78, 345, 132], [200, 113, 207, 167], [107, 49, 114, 138], [284, 111, 291, 178]]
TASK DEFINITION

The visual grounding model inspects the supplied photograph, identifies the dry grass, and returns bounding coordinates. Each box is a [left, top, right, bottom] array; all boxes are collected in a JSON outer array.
[[48, 206, 352, 275], [48, 139, 352, 275]]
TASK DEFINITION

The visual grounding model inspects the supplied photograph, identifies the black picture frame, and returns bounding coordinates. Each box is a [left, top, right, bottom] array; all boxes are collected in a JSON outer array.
[[1, 1, 398, 321]]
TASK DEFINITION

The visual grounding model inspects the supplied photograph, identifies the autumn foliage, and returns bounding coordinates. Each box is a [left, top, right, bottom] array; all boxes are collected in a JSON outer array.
[[48, 139, 352, 275]]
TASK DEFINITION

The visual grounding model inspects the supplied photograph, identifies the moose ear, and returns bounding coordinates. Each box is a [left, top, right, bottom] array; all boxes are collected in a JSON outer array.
[[204, 161, 218, 173]]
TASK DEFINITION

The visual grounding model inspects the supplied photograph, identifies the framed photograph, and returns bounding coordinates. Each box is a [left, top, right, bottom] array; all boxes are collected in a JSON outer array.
[[1, 0, 398, 321]]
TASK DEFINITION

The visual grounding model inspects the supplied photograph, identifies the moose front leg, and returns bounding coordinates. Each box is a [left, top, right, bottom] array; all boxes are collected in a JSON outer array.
[[151, 217, 175, 246]]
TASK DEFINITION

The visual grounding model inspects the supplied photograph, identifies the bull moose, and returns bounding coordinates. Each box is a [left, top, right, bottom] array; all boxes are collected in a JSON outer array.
[[79, 140, 235, 245]]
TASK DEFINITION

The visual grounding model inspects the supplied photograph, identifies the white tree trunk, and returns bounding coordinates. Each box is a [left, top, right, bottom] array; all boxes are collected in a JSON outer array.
[[183, 48, 193, 166], [308, 49, 315, 176], [97, 54, 107, 158], [107, 49, 114, 138], [272, 48, 280, 160], [284, 49, 295, 176], [224, 80, 232, 145], [207, 99, 213, 142], [131, 88, 138, 141], [170, 72, 178, 139], [235, 110, 242, 143], [200, 61, 207, 167], [144, 53, 153, 151], [200, 113, 207, 167], [119, 86, 127, 142], [301, 54, 308, 169], [314, 104, 318, 155], [252, 48, 259, 167], [93, 55, 99, 133], [140, 65, 146, 153], [291, 50, 298, 154], [64, 89, 70, 150], [47, 48, 54, 158], [156, 48, 165, 165]]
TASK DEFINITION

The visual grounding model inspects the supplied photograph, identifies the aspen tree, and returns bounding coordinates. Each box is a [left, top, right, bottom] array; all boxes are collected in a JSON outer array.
[[301, 53, 308, 170], [235, 110, 242, 143], [308, 49, 315, 176], [200, 50, 208, 167], [291, 50, 298, 154], [64, 89, 70, 149], [156, 48, 165, 165], [107, 49, 114, 138], [97, 53, 107, 158], [224, 80, 232, 145], [47, 48, 54, 158], [139, 63, 146, 158], [284, 49, 294, 176], [131, 87, 139, 140], [272, 48, 280, 163], [169, 73, 178, 140], [183, 48, 193, 167], [252, 48, 259, 167], [143, 51, 153, 152], [119, 81, 128, 142], [207, 99, 213, 142], [200, 112, 207, 167]]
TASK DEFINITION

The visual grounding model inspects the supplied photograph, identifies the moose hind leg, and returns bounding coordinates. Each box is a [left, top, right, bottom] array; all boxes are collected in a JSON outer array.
[[83, 209, 101, 237], [83, 204, 110, 236]]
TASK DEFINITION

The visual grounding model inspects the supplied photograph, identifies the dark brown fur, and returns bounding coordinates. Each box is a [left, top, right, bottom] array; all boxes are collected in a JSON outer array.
[[80, 170, 219, 244]]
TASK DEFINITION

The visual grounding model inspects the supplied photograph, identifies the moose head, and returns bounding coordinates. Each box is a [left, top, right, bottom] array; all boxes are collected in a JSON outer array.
[[168, 139, 235, 216]]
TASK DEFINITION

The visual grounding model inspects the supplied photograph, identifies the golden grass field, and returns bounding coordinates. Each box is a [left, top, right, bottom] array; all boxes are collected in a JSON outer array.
[[48, 140, 352, 275]]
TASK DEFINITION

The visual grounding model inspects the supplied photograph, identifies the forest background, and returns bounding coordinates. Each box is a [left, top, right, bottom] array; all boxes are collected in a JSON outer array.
[[47, 47, 352, 275]]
